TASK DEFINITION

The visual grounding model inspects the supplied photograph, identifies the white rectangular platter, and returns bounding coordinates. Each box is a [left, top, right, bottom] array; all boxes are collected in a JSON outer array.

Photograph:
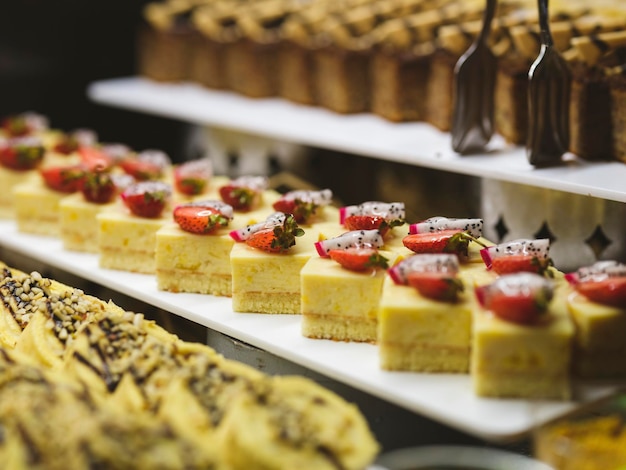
[[88, 77, 626, 204], [0, 220, 622, 443]]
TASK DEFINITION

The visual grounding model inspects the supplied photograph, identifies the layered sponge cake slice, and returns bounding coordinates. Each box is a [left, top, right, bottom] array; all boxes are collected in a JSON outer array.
[[471, 273, 574, 400], [378, 254, 476, 373]]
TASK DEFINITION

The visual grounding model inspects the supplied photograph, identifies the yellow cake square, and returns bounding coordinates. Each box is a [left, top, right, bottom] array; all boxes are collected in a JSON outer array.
[[59, 192, 116, 253], [0, 168, 38, 219], [155, 206, 275, 297], [567, 289, 626, 379], [471, 285, 574, 400], [231, 222, 343, 314], [301, 251, 398, 343], [97, 202, 171, 274], [13, 179, 66, 236], [378, 277, 473, 373]]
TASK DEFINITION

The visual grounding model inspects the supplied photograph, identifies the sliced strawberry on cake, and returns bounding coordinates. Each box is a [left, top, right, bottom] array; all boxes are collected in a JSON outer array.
[[340, 201, 405, 237], [0, 136, 45, 171], [219, 175, 268, 211], [79, 167, 124, 204], [245, 214, 304, 253], [52, 129, 98, 155], [480, 238, 553, 276], [328, 247, 389, 272], [565, 260, 626, 308], [40, 164, 86, 193], [272, 189, 332, 223], [1, 112, 48, 137], [475, 272, 555, 325], [119, 149, 171, 181], [403, 216, 485, 260], [121, 181, 172, 218], [173, 200, 233, 235], [173, 158, 213, 196]]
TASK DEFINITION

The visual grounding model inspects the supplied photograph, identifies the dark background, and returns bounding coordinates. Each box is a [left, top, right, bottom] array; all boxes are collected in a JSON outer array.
[[0, 0, 191, 160]]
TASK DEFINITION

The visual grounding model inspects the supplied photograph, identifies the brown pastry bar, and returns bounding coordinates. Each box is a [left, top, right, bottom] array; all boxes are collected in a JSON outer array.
[[137, 0, 202, 82]]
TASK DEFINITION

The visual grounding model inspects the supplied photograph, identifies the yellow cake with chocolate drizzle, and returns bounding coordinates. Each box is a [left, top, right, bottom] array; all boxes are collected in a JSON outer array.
[[0, 259, 380, 469], [0, 346, 222, 470]]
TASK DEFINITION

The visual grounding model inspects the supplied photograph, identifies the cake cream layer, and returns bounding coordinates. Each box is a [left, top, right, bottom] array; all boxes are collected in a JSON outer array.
[[13, 180, 67, 236], [155, 205, 276, 297], [378, 277, 473, 373], [567, 289, 626, 379], [97, 203, 171, 274], [471, 285, 574, 400], [59, 192, 116, 253], [301, 251, 399, 343], [231, 222, 344, 314], [0, 168, 38, 219]]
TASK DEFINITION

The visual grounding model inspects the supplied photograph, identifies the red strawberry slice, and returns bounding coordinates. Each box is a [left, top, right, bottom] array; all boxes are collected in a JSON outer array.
[[174, 159, 212, 196], [0, 138, 45, 171], [2, 113, 47, 137], [119, 157, 162, 181], [245, 214, 304, 253], [402, 229, 474, 258], [40, 164, 86, 193], [78, 147, 115, 171], [574, 277, 626, 308], [121, 181, 171, 218], [79, 168, 116, 204], [486, 294, 546, 325], [272, 199, 314, 223], [475, 273, 554, 325], [173, 203, 231, 235], [343, 215, 390, 236], [406, 272, 464, 302], [490, 254, 553, 276], [328, 247, 389, 272]]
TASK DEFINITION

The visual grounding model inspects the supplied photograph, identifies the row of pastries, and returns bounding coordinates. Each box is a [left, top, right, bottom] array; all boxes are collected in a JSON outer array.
[[1, 112, 625, 409], [137, 0, 626, 163]]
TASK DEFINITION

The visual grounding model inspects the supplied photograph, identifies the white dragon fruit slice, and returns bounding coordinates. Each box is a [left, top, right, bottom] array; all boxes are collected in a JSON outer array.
[[180, 199, 234, 219], [388, 253, 459, 285], [137, 149, 172, 169], [282, 189, 332, 206], [565, 260, 626, 284], [315, 230, 384, 257], [475, 272, 555, 308], [231, 175, 269, 191], [480, 238, 551, 269], [409, 216, 483, 238], [229, 212, 287, 242], [339, 201, 405, 224]]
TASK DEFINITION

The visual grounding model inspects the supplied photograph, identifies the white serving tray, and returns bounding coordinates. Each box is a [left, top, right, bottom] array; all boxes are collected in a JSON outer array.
[[88, 77, 626, 204], [0, 220, 623, 443]]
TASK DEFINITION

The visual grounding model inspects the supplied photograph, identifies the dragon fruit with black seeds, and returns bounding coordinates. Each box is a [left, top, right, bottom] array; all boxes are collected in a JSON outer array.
[[339, 201, 405, 224], [229, 212, 287, 242], [565, 260, 626, 285], [388, 253, 459, 285], [314, 230, 384, 257], [480, 238, 551, 270], [409, 216, 483, 238]]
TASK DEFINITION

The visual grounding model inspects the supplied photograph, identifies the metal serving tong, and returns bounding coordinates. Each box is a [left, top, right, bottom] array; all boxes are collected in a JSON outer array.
[[450, 0, 498, 154], [526, 0, 571, 166]]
